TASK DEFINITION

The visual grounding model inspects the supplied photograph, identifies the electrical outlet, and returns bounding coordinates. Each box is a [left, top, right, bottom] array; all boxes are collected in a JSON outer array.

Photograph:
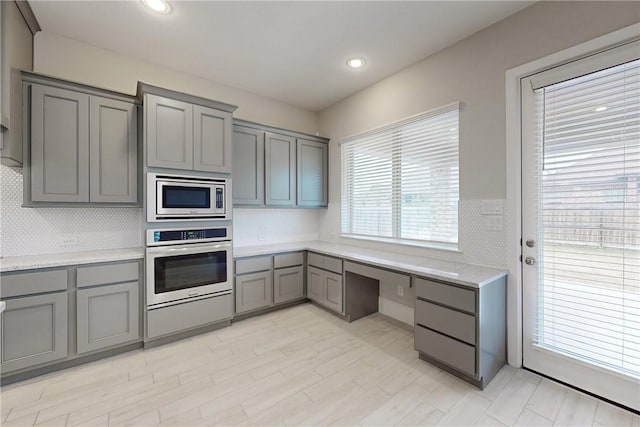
[[397, 285, 404, 297], [59, 235, 79, 247]]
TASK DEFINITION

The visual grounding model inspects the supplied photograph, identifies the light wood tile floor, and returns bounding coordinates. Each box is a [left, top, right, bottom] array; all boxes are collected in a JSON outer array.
[[1, 304, 638, 427]]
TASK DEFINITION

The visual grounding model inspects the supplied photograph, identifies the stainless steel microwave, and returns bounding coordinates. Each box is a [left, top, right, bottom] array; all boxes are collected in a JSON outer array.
[[147, 173, 231, 222]]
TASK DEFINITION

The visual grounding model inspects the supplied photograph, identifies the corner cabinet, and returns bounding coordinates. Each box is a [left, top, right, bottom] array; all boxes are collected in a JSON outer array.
[[232, 119, 329, 208], [140, 84, 237, 174], [23, 73, 139, 206], [297, 138, 328, 207], [306, 252, 343, 313]]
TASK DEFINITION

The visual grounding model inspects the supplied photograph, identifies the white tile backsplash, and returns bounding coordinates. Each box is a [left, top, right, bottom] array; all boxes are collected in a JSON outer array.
[[233, 208, 321, 247], [0, 165, 142, 257]]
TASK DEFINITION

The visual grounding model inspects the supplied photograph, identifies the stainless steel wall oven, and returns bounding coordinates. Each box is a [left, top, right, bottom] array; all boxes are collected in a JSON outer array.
[[145, 226, 233, 307]]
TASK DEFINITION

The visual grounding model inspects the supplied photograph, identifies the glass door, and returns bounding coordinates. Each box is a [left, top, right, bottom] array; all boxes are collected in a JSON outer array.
[[521, 41, 640, 410]]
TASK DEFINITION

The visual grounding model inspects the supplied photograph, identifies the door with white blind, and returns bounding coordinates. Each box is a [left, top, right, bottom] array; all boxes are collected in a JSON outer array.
[[521, 40, 640, 411]]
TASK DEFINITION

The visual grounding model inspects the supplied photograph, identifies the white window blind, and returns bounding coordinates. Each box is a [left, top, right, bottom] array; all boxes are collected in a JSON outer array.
[[341, 104, 459, 247], [535, 58, 640, 377]]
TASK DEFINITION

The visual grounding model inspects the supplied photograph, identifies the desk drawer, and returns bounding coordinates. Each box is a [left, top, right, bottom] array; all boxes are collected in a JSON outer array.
[[415, 299, 476, 345], [415, 277, 476, 313], [415, 324, 475, 376]]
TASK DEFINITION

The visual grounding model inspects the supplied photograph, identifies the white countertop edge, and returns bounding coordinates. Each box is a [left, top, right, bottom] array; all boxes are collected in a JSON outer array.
[[0, 248, 145, 273], [233, 241, 508, 288]]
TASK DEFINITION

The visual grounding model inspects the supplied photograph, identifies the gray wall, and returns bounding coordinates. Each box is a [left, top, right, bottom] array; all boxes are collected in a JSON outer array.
[[317, 1, 640, 266], [33, 31, 319, 136]]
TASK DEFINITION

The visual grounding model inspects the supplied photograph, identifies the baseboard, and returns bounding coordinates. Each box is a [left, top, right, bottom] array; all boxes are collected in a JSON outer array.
[[378, 297, 414, 326]]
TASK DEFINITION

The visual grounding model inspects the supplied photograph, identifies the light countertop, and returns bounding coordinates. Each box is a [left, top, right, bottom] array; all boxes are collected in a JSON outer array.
[[0, 248, 144, 273], [234, 241, 507, 288]]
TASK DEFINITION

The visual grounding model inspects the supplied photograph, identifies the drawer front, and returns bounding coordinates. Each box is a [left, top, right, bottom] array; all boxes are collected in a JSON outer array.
[[415, 299, 476, 345], [235, 256, 272, 275], [307, 252, 324, 269], [415, 277, 476, 313], [323, 256, 343, 274], [147, 294, 232, 339], [415, 325, 476, 376], [274, 252, 304, 269], [1, 270, 67, 298], [77, 261, 139, 288]]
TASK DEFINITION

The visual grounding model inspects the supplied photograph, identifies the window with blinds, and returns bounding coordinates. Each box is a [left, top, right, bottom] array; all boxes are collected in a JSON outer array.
[[535, 58, 640, 377], [341, 104, 459, 248]]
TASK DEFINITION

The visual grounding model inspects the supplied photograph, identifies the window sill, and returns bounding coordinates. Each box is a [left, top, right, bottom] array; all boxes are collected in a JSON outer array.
[[339, 234, 461, 253]]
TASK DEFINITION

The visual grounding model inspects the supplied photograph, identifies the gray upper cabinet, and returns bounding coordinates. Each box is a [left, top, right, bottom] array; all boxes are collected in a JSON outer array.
[[140, 84, 237, 174], [145, 94, 193, 170], [232, 120, 329, 208], [30, 84, 90, 202], [193, 105, 232, 173], [265, 132, 296, 206], [297, 138, 328, 207], [89, 96, 137, 203], [24, 73, 139, 205], [232, 125, 265, 205]]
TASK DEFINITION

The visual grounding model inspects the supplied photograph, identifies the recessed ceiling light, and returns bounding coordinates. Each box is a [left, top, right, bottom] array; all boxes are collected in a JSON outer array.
[[346, 58, 366, 69], [594, 106, 608, 112], [142, 0, 172, 14]]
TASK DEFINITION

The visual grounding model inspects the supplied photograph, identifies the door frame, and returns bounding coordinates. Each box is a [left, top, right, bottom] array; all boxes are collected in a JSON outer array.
[[504, 23, 640, 368]]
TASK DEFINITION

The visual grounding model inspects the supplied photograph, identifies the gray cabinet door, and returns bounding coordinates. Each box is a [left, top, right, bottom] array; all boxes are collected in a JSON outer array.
[[76, 281, 140, 354], [232, 126, 265, 206], [265, 132, 296, 206], [1, 292, 68, 372], [193, 105, 232, 173], [307, 266, 325, 304], [235, 271, 272, 314], [324, 271, 343, 313], [145, 94, 193, 170], [297, 139, 328, 207], [30, 84, 89, 202], [274, 266, 304, 305], [89, 96, 138, 203]]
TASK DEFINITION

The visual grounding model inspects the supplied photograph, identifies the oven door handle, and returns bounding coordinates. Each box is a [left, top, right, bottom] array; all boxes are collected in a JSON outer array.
[[146, 241, 231, 256]]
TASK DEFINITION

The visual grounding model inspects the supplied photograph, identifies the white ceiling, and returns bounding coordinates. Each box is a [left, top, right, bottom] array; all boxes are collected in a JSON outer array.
[[28, 1, 534, 112]]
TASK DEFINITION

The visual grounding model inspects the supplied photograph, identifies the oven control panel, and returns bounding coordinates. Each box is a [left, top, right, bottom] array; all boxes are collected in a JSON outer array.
[[146, 226, 231, 246]]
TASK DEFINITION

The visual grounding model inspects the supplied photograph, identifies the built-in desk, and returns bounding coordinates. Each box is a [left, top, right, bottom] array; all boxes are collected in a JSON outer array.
[[234, 240, 508, 389]]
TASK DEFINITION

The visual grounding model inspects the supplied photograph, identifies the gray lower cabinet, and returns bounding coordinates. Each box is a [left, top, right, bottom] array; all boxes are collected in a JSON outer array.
[[232, 125, 265, 205], [77, 281, 140, 354], [24, 73, 139, 205], [297, 138, 328, 207], [235, 270, 273, 314], [414, 276, 506, 389], [1, 292, 68, 372], [265, 132, 296, 206], [142, 86, 236, 174], [274, 265, 304, 304], [307, 254, 344, 314]]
